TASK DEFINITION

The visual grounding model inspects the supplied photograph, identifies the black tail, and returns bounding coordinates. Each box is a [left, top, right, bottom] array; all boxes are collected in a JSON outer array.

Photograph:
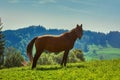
[[27, 37, 37, 63]]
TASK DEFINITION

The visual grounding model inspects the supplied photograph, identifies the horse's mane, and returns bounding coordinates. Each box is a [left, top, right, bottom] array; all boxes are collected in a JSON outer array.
[[70, 28, 76, 33], [60, 28, 77, 40]]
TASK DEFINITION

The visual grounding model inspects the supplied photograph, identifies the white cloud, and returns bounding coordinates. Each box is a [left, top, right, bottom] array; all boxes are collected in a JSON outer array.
[[53, 3, 92, 17], [7, 0, 20, 3], [37, 0, 57, 4], [7, 0, 57, 4], [69, 0, 97, 6]]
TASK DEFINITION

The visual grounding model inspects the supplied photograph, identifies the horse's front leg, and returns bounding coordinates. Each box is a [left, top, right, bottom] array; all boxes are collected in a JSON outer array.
[[61, 50, 69, 66]]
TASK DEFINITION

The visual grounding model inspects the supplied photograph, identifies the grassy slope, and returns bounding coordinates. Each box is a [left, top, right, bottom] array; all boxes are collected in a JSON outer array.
[[96, 48, 120, 60], [0, 59, 120, 80], [85, 47, 120, 60], [97, 48, 120, 54]]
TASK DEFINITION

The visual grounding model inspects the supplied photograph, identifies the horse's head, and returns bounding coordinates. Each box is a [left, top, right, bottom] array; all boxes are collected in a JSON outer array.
[[75, 24, 83, 39]]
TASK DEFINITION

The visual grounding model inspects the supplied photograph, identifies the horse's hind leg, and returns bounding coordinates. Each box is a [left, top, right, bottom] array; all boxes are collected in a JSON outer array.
[[32, 50, 43, 69], [61, 50, 69, 66]]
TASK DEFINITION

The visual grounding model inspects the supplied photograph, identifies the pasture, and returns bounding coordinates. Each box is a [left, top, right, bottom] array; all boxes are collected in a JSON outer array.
[[85, 46, 120, 61], [0, 59, 120, 80]]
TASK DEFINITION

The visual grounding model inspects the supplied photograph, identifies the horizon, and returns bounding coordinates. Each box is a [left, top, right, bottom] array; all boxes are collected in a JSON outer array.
[[0, 0, 120, 33], [3, 24, 120, 34]]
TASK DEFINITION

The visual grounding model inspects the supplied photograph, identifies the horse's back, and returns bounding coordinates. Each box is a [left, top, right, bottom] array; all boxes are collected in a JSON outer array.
[[35, 35, 74, 52]]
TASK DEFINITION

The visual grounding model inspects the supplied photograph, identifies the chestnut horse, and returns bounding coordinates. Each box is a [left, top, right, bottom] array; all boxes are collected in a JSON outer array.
[[27, 24, 83, 69]]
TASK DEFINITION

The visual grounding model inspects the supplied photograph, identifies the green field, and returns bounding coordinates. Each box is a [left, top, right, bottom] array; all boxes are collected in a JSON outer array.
[[85, 46, 120, 61], [0, 59, 120, 80], [97, 47, 120, 54]]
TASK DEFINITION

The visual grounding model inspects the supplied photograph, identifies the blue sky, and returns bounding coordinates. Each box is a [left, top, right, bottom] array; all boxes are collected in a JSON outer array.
[[0, 0, 120, 33]]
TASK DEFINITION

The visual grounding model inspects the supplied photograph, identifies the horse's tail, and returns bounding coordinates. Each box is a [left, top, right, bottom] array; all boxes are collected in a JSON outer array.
[[27, 37, 38, 63]]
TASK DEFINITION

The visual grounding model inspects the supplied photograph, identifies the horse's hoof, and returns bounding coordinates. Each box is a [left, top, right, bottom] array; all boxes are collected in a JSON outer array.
[[32, 66, 35, 70], [60, 64, 63, 67]]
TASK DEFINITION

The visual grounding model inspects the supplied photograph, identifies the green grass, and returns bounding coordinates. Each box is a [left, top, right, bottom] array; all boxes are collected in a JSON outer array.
[[0, 59, 120, 80], [97, 48, 120, 54], [85, 46, 120, 60]]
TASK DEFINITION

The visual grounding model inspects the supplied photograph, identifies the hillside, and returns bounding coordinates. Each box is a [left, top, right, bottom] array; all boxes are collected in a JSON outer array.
[[0, 59, 120, 80], [3, 25, 120, 60]]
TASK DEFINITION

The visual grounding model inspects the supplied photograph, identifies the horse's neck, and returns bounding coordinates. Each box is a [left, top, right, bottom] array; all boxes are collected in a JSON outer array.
[[64, 31, 78, 42]]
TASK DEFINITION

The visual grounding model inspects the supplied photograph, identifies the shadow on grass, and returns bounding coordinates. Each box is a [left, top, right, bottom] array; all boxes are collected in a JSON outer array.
[[36, 66, 62, 71], [36, 64, 86, 71], [67, 64, 85, 68]]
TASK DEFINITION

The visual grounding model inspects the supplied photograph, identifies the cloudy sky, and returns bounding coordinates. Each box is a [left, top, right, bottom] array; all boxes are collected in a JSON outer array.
[[0, 0, 120, 33]]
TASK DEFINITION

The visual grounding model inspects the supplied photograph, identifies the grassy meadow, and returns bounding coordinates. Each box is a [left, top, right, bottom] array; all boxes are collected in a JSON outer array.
[[85, 46, 120, 61], [0, 59, 120, 80]]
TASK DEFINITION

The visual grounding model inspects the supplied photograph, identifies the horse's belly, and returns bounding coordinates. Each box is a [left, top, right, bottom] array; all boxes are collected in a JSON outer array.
[[45, 46, 65, 52], [44, 43, 73, 52], [43, 37, 74, 52]]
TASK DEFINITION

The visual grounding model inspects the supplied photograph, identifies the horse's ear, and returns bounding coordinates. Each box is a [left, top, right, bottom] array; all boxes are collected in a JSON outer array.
[[76, 24, 80, 28], [80, 24, 82, 27], [77, 24, 79, 27], [76, 24, 82, 28]]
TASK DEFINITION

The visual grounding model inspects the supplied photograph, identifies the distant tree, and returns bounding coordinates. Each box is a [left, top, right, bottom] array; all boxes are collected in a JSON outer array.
[[4, 47, 24, 68], [73, 49, 85, 61], [0, 18, 5, 68], [37, 49, 85, 65], [68, 49, 85, 62], [99, 55, 104, 60], [107, 31, 120, 48]]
